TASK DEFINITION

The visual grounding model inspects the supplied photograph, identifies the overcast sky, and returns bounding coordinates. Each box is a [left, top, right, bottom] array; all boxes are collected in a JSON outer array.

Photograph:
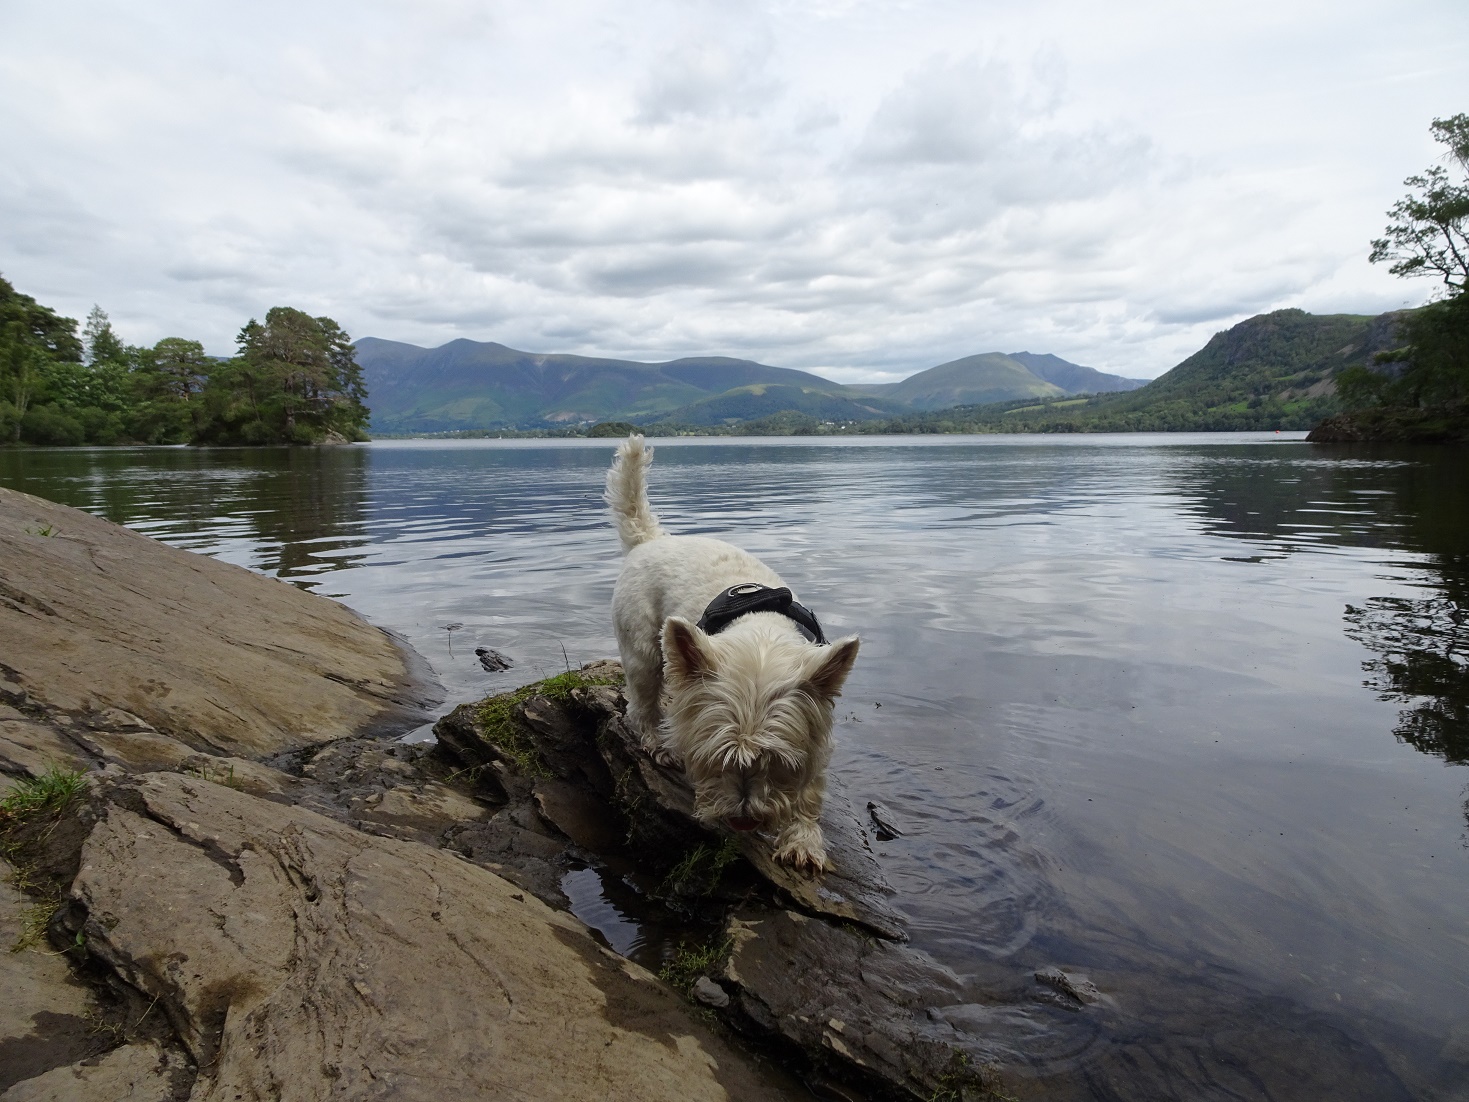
[[2, 1, 1466, 382]]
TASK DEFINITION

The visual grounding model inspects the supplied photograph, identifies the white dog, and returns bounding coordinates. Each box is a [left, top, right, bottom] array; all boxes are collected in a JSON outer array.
[[605, 435, 859, 873]]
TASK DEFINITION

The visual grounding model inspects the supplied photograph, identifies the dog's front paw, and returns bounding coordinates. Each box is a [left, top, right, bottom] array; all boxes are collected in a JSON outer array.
[[637, 732, 682, 769], [773, 825, 828, 875], [649, 744, 682, 768]]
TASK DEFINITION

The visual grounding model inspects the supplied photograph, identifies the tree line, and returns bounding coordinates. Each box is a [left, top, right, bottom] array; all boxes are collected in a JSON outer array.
[[1323, 112, 1469, 439], [0, 281, 369, 446]]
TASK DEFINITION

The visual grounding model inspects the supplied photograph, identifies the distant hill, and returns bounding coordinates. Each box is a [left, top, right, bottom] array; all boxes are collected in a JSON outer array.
[[853, 353, 1064, 410], [1006, 352, 1146, 394], [868, 309, 1409, 434], [355, 336, 1158, 433], [851, 351, 1144, 411], [657, 383, 904, 426], [355, 338, 877, 432]]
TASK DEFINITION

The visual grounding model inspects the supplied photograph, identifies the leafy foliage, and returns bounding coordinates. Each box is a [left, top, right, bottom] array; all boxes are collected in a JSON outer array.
[[0, 276, 371, 447], [196, 308, 370, 445], [1318, 114, 1469, 440], [1369, 114, 1469, 295]]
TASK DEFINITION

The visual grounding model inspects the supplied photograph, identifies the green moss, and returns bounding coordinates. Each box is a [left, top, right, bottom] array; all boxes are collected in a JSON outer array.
[[474, 669, 623, 777], [658, 934, 733, 992]]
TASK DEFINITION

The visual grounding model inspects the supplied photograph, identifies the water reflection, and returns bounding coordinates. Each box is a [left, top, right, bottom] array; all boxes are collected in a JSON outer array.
[[1179, 446, 1469, 767], [0, 446, 371, 585], [3, 437, 1467, 1101]]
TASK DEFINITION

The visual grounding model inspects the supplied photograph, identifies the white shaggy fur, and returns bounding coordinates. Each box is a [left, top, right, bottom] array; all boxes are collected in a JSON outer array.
[[606, 435, 859, 872]]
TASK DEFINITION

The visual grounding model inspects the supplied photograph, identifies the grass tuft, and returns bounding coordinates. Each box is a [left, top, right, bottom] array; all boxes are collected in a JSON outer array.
[[181, 761, 243, 790], [659, 837, 742, 899], [1, 766, 88, 954], [0, 766, 87, 825], [658, 934, 733, 992], [928, 1051, 1017, 1102]]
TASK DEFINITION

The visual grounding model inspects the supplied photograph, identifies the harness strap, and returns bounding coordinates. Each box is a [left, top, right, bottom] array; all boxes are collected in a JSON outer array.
[[696, 583, 829, 645]]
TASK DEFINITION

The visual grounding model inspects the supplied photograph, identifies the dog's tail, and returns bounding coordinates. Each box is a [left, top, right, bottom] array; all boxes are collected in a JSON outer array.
[[605, 434, 664, 553]]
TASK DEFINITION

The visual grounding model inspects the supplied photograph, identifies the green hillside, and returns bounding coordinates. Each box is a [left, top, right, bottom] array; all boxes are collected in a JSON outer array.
[[356, 338, 889, 432], [854, 352, 1064, 409], [656, 383, 904, 426], [1007, 352, 1146, 394], [951, 309, 1405, 433]]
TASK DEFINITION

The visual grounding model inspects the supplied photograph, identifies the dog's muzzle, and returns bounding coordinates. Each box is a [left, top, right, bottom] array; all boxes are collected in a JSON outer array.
[[726, 816, 760, 832]]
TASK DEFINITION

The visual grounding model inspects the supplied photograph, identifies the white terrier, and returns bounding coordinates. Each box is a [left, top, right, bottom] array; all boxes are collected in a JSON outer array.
[[605, 435, 859, 873]]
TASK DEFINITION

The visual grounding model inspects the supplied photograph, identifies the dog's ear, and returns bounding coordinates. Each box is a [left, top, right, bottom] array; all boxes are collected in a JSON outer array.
[[805, 636, 860, 699], [663, 617, 715, 682]]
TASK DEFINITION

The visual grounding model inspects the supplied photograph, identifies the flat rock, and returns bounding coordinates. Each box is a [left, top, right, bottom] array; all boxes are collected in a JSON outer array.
[[0, 858, 105, 1093], [0, 1042, 187, 1102], [71, 771, 804, 1102], [733, 776, 905, 940], [721, 908, 1011, 1099], [0, 487, 434, 766]]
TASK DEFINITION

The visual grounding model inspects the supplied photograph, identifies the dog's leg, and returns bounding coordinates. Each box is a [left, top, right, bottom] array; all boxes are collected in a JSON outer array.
[[773, 780, 828, 873], [622, 647, 682, 766]]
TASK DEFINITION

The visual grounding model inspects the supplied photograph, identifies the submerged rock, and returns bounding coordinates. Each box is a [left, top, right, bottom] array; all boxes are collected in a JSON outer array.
[[1034, 966, 1104, 1007]]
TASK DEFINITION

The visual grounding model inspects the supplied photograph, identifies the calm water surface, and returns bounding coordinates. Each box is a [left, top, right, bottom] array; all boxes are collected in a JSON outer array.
[[3, 434, 1466, 1101]]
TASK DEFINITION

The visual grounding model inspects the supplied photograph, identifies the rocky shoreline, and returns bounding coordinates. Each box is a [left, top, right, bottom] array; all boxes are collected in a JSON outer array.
[[1, 487, 1105, 1101], [1306, 405, 1468, 443]]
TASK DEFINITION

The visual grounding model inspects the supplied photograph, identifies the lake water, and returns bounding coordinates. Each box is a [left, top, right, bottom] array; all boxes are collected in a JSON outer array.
[[2, 434, 1466, 1101]]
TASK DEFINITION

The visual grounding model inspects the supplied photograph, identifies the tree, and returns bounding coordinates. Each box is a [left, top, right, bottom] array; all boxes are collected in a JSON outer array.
[[82, 305, 125, 365], [197, 307, 370, 445], [1370, 114, 1469, 295], [0, 275, 84, 443]]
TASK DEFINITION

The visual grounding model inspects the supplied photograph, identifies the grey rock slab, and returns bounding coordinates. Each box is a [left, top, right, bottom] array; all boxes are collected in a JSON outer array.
[[733, 776, 906, 941], [72, 771, 805, 1102], [533, 777, 625, 852], [0, 487, 433, 764], [0, 858, 105, 1092], [0, 1042, 187, 1102], [720, 908, 1014, 1099]]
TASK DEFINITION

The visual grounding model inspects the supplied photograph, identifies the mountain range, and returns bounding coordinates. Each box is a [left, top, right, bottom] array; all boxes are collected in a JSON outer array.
[[889, 309, 1409, 434], [354, 339, 1145, 433]]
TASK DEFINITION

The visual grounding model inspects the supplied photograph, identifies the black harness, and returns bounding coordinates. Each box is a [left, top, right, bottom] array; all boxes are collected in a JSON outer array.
[[696, 583, 829, 645]]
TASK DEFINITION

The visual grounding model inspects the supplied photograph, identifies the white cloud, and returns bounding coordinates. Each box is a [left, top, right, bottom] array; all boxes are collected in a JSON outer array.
[[1, 0, 1465, 381]]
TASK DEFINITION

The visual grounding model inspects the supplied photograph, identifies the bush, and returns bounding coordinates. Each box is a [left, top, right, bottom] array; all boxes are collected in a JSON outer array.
[[20, 405, 85, 446]]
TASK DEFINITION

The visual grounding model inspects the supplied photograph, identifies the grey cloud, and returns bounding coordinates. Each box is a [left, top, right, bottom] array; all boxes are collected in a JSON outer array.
[[0, 0, 1456, 378]]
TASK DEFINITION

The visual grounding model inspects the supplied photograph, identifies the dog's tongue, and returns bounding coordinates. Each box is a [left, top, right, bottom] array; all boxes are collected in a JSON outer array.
[[726, 816, 760, 833]]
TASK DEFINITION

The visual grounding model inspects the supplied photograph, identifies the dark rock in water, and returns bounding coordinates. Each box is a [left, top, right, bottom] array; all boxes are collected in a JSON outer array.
[[720, 908, 1013, 1100], [1034, 966, 1103, 1006], [475, 647, 513, 672], [1307, 406, 1469, 443], [867, 800, 904, 840]]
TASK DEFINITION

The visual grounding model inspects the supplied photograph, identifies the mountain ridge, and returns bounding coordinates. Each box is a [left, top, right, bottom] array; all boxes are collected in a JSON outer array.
[[355, 337, 1117, 432]]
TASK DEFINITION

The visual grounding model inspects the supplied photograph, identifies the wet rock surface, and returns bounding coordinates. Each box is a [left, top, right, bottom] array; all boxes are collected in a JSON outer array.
[[1, 496, 804, 1102], [0, 486, 438, 777], [427, 664, 1064, 1101]]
